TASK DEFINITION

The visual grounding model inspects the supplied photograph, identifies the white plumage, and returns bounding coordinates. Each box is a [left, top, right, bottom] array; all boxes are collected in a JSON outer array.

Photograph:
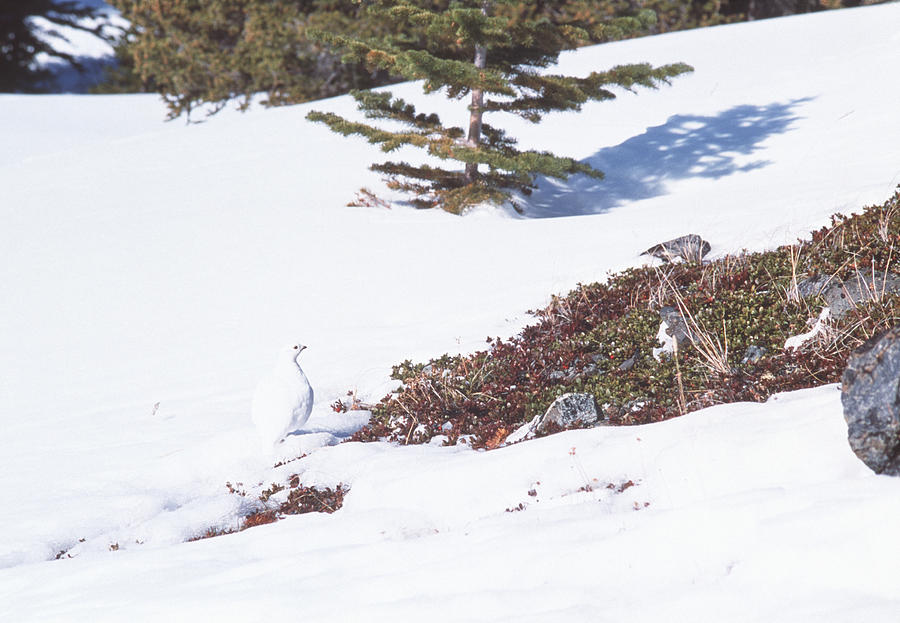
[[251, 343, 314, 447]]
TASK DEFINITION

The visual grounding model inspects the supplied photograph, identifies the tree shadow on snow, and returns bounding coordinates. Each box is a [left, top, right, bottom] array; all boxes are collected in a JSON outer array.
[[522, 98, 813, 218]]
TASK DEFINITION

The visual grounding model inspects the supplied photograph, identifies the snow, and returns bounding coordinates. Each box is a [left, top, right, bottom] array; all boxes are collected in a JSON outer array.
[[653, 320, 676, 359], [504, 412, 542, 445], [2, 4, 900, 620]]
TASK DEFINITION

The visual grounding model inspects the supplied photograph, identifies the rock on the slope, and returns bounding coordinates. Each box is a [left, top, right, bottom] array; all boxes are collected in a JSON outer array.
[[542, 393, 600, 430], [653, 308, 693, 361], [741, 345, 768, 364], [618, 349, 639, 372], [505, 393, 604, 444], [841, 326, 900, 476], [797, 271, 900, 318], [659, 306, 693, 345], [642, 234, 711, 263]]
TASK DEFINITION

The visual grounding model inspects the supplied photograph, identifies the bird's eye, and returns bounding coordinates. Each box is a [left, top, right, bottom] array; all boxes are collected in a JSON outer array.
[[293, 345, 299, 350]]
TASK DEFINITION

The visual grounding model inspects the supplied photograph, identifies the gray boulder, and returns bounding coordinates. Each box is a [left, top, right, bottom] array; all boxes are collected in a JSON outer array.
[[505, 393, 603, 444], [795, 275, 832, 300], [841, 326, 900, 476], [659, 306, 694, 345], [797, 271, 900, 318], [541, 393, 601, 432], [642, 234, 711, 263]]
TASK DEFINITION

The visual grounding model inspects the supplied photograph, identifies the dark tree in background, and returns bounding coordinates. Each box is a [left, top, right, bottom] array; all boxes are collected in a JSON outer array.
[[105, 0, 727, 113], [731, 0, 857, 20], [106, 0, 402, 119], [1, 0, 113, 92], [106, 0, 873, 109], [306, 1, 692, 213], [28, 0, 874, 96]]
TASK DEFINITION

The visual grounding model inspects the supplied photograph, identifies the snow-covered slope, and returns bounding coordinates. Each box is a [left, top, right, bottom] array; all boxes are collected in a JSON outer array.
[[2, 4, 900, 620], [4, 385, 899, 622]]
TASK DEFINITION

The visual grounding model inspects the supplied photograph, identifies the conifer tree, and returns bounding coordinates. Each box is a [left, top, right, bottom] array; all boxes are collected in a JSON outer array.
[[108, 0, 400, 119], [307, 0, 693, 213]]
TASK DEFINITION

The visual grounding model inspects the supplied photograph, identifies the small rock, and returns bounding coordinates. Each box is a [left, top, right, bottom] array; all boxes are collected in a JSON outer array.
[[740, 345, 767, 365], [642, 234, 711, 263], [540, 393, 600, 432], [659, 306, 694, 345], [841, 325, 900, 476], [618, 349, 639, 372], [504, 393, 604, 445], [795, 275, 831, 300]]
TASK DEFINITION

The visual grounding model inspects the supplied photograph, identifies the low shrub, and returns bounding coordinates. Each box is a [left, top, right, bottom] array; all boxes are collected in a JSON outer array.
[[190, 480, 348, 541], [352, 189, 900, 449]]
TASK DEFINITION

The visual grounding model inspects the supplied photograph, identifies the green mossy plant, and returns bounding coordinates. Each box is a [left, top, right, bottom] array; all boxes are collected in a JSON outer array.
[[352, 189, 900, 448]]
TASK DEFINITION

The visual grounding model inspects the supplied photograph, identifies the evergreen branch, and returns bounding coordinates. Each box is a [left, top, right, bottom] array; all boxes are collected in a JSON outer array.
[[511, 63, 693, 99], [488, 62, 694, 121], [438, 184, 515, 213], [311, 31, 514, 97], [480, 123, 518, 150], [423, 140, 604, 182], [375, 1, 516, 48], [588, 12, 659, 43], [375, 163, 525, 214], [585, 62, 695, 92], [481, 149, 602, 180], [445, 7, 513, 47], [398, 49, 515, 97], [375, 161, 532, 194], [351, 90, 448, 133], [308, 30, 393, 68], [306, 110, 431, 152], [372, 162, 467, 190], [483, 91, 614, 121]]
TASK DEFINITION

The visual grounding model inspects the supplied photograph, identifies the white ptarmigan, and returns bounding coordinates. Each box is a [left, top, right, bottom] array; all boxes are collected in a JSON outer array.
[[251, 343, 314, 447]]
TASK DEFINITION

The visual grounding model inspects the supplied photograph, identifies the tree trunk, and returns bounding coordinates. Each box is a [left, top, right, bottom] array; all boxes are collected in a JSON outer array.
[[464, 2, 490, 184]]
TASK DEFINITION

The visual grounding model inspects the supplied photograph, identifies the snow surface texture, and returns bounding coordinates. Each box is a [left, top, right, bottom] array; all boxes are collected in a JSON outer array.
[[251, 344, 314, 448], [2, 4, 900, 620]]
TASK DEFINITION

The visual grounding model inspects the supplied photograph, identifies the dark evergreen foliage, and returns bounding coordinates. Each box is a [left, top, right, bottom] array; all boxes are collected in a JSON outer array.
[[1, 0, 112, 92], [107, 0, 401, 119], [90, 27, 156, 94], [102, 0, 734, 114], [307, 0, 692, 212]]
